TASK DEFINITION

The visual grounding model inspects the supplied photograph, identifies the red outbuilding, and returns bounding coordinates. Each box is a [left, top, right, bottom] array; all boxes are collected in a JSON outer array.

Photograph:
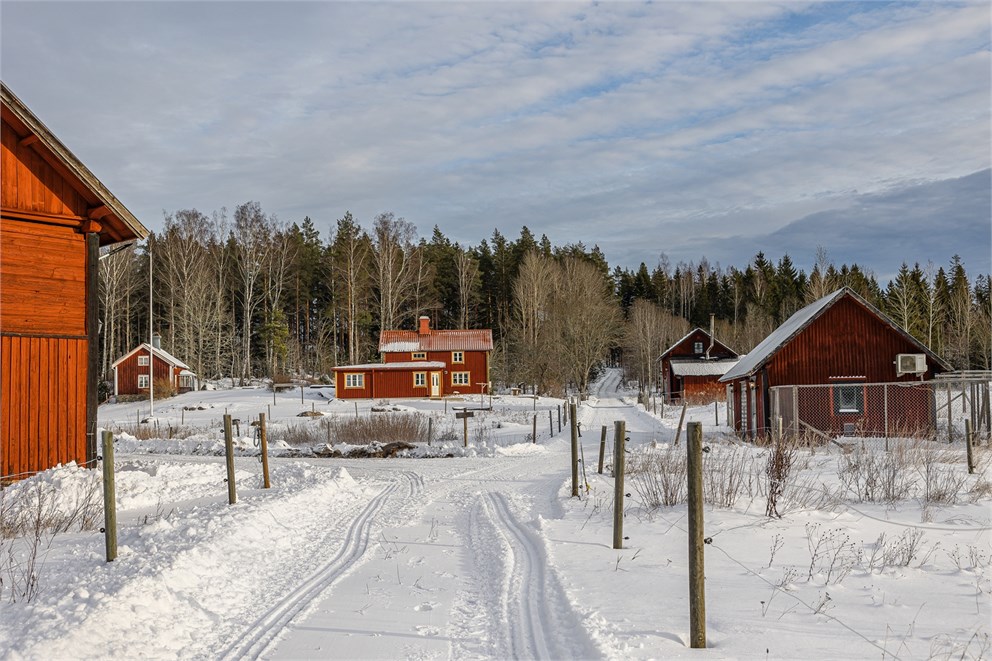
[[112, 337, 198, 397], [333, 316, 493, 399], [719, 287, 950, 440], [658, 327, 738, 404], [1, 83, 148, 480]]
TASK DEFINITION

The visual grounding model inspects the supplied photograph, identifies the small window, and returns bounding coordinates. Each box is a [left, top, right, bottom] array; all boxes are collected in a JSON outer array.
[[412, 352, 427, 360], [137, 374, 150, 389], [834, 383, 863, 414], [138, 355, 150, 367], [693, 341, 704, 354], [345, 373, 365, 389], [451, 371, 470, 386], [452, 351, 464, 363], [414, 372, 427, 387]]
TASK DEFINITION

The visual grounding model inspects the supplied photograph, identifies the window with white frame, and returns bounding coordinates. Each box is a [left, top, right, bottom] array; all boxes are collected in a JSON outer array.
[[834, 383, 864, 414], [414, 372, 427, 387], [693, 341, 704, 354], [451, 371, 470, 386], [412, 352, 427, 360], [138, 355, 150, 366], [345, 373, 365, 388], [137, 374, 150, 389], [452, 351, 464, 363]]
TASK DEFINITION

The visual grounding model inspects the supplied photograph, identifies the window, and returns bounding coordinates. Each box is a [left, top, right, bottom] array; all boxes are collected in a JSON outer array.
[[452, 351, 464, 363], [834, 383, 863, 414], [137, 374, 150, 389], [138, 355, 150, 367], [414, 372, 427, 387], [451, 371, 470, 386], [344, 373, 365, 389], [412, 352, 427, 360], [693, 341, 704, 354]]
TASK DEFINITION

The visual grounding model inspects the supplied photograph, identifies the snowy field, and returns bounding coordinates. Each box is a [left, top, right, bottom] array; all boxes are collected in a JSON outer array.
[[1, 370, 989, 660]]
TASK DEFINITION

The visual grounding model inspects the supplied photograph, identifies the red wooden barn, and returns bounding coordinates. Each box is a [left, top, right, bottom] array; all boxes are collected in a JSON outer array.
[[719, 287, 950, 439], [658, 327, 738, 404], [1, 83, 148, 480], [333, 316, 493, 399], [112, 337, 198, 397]]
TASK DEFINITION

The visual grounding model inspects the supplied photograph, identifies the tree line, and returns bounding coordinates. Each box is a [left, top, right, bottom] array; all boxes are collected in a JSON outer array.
[[98, 202, 991, 395]]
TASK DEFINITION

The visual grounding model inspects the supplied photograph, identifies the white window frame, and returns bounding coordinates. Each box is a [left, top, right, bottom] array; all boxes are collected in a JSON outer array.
[[412, 352, 427, 360], [138, 355, 150, 367], [451, 371, 470, 386], [452, 351, 464, 364], [414, 372, 427, 387], [137, 374, 150, 389], [344, 373, 365, 389], [693, 341, 704, 354]]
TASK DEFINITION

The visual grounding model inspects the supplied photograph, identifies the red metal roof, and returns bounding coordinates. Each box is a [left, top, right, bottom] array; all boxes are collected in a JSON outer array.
[[379, 329, 493, 353], [332, 361, 446, 371]]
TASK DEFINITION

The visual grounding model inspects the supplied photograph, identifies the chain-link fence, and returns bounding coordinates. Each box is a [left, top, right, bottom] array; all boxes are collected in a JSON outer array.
[[769, 376, 991, 444]]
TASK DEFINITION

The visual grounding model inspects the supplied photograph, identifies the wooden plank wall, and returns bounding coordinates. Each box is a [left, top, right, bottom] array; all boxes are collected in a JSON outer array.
[[1, 335, 87, 479], [1, 117, 89, 218]]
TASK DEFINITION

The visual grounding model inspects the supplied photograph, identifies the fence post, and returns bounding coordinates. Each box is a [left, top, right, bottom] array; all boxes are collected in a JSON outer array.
[[101, 430, 118, 562], [714, 401, 718, 426], [549, 410, 554, 436], [558, 405, 562, 433], [259, 412, 271, 489], [687, 421, 706, 648], [570, 403, 579, 497], [674, 401, 688, 446], [793, 386, 800, 438], [428, 417, 433, 446], [598, 425, 607, 474], [947, 382, 953, 443], [966, 419, 976, 474], [883, 384, 889, 451], [613, 420, 626, 549], [223, 414, 237, 504], [463, 414, 469, 447], [532, 414, 537, 444]]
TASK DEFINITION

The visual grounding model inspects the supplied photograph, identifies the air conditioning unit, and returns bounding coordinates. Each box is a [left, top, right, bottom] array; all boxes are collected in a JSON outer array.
[[895, 353, 927, 376]]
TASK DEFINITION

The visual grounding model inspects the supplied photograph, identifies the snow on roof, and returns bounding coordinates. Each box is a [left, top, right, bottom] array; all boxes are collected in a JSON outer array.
[[379, 329, 493, 352], [332, 361, 447, 371], [658, 328, 738, 361], [111, 343, 192, 371], [670, 359, 739, 377]]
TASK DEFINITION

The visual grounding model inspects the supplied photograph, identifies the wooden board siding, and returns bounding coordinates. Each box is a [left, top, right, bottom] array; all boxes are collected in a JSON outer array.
[[1, 218, 86, 335], [335, 370, 373, 399], [1, 335, 87, 479], [115, 351, 180, 395], [765, 297, 939, 386], [1, 118, 90, 219], [682, 376, 728, 403], [382, 351, 490, 396]]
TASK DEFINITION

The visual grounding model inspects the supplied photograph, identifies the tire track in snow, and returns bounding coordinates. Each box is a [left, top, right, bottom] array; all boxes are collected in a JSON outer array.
[[220, 472, 417, 660], [473, 492, 597, 660]]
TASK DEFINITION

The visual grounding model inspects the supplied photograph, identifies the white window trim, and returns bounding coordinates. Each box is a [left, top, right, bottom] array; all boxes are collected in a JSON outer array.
[[138, 355, 150, 366], [452, 351, 464, 364], [412, 352, 427, 360], [414, 372, 427, 387], [344, 373, 365, 389], [451, 371, 470, 386], [137, 374, 150, 389]]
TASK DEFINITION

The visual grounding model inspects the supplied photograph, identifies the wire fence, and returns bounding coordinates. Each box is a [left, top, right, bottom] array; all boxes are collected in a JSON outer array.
[[768, 378, 992, 447]]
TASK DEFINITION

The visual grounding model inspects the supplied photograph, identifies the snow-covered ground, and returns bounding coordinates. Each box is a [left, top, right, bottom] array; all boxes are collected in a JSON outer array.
[[1, 370, 989, 660]]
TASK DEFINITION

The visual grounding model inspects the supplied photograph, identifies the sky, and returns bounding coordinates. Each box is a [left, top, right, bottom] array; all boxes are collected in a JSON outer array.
[[1, 1, 989, 281]]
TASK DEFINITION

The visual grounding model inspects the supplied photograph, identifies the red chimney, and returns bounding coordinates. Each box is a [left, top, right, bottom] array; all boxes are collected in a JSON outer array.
[[418, 315, 431, 335]]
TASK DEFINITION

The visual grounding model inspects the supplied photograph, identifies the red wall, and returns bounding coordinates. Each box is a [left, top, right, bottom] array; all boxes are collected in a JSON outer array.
[[116, 351, 181, 395]]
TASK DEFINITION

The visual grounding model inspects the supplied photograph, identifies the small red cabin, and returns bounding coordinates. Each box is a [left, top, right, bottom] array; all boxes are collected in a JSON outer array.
[[112, 338, 198, 397], [1, 83, 148, 480], [720, 287, 950, 439], [333, 317, 493, 399], [658, 328, 738, 404]]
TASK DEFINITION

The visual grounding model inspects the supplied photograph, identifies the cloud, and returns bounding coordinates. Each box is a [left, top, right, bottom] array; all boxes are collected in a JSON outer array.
[[1, 1, 988, 277]]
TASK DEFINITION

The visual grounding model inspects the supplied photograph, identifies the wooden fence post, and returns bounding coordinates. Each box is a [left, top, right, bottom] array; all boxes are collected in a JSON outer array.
[[223, 414, 237, 504], [428, 417, 433, 446], [463, 414, 469, 447], [259, 412, 271, 489], [966, 419, 976, 474], [549, 410, 554, 436], [598, 424, 607, 474], [532, 414, 537, 444], [558, 405, 562, 433], [101, 430, 118, 562], [714, 401, 718, 425], [570, 402, 579, 497], [687, 421, 706, 648], [674, 401, 688, 446], [613, 420, 626, 549]]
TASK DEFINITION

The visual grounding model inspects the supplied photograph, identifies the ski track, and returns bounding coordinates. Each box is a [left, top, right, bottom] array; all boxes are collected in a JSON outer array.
[[475, 491, 596, 660], [220, 470, 421, 660]]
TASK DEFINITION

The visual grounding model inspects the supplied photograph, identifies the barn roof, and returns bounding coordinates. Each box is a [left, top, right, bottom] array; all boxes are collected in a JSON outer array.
[[720, 287, 950, 382], [659, 327, 738, 361], [670, 359, 739, 377], [332, 361, 447, 371], [379, 329, 494, 353], [1, 82, 148, 246], [111, 343, 192, 371]]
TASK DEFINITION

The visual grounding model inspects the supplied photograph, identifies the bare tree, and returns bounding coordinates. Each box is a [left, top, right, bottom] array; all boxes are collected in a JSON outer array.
[[805, 246, 837, 302], [370, 212, 417, 331], [99, 243, 140, 380], [331, 212, 370, 365], [231, 201, 272, 383], [510, 251, 561, 393], [455, 247, 480, 329], [624, 299, 687, 390]]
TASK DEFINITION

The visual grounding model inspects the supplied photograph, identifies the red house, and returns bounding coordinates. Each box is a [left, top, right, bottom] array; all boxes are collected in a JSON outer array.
[[333, 316, 493, 399], [658, 327, 738, 404], [111, 337, 198, 397], [1, 83, 148, 480], [720, 287, 950, 439]]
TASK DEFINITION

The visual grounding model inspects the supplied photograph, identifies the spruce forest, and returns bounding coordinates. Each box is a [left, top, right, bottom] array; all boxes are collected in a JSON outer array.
[[99, 202, 991, 397]]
